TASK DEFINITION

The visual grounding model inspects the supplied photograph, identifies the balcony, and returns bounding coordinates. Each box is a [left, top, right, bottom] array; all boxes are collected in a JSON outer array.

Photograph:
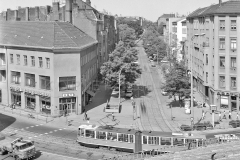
[[203, 42, 209, 47]]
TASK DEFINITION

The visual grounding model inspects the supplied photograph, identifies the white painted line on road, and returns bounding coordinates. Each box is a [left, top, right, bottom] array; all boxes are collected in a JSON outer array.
[[26, 127, 29, 129], [54, 130, 58, 132], [28, 137, 32, 139], [39, 134, 43, 136], [40, 124, 43, 125], [30, 126, 34, 128], [14, 130, 18, 132], [59, 129, 62, 130], [63, 128, 66, 130], [44, 133, 48, 135], [35, 125, 39, 126], [49, 131, 53, 133], [21, 128, 24, 130], [40, 151, 85, 160], [34, 136, 38, 138]]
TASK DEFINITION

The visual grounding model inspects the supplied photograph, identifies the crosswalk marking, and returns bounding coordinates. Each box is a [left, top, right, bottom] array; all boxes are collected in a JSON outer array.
[[44, 133, 48, 135]]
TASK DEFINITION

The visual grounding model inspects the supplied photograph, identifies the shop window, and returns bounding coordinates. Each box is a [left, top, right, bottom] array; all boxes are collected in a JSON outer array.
[[219, 56, 225, 68], [24, 55, 27, 66], [96, 131, 106, 139], [40, 97, 51, 114], [107, 132, 117, 141], [40, 76, 50, 90], [231, 20, 237, 30], [59, 77, 76, 91], [25, 94, 35, 110], [39, 57, 43, 68], [11, 71, 21, 84], [11, 91, 21, 106], [31, 56, 35, 67], [25, 73, 35, 87], [10, 54, 13, 64]]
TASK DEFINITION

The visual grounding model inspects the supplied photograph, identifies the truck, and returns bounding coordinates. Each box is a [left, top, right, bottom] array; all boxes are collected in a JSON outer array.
[[0, 135, 36, 160]]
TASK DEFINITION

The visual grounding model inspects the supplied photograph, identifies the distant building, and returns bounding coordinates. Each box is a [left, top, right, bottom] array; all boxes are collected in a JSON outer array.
[[186, 0, 240, 112]]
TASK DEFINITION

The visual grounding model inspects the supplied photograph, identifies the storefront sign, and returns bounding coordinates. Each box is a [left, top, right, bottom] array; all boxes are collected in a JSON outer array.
[[24, 89, 50, 97], [62, 93, 75, 97], [10, 86, 23, 92]]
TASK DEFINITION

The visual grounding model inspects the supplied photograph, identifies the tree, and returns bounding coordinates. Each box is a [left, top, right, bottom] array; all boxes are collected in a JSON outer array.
[[157, 22, 164, 35], [100, 42, 142, 87], [162, 60, 190, 101], [118, 24, 136, 47]]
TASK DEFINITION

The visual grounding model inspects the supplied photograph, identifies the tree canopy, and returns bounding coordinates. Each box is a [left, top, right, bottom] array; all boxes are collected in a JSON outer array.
[[100, 41, 142, 87], [119, 24, 137, 47]]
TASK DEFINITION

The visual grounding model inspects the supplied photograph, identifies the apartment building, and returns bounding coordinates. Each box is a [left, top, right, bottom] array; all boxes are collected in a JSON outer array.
[[0, 21, 98, 116], [187, 0, 240, 112]]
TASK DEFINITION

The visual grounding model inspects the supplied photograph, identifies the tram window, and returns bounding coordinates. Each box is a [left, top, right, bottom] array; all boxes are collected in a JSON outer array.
[[96, 131, 106, 139], [107, 132, 117, 141], [123, 134, 129, 142], [161, 137, 171, 145], [148, 136, 159, 145], [79, 128, 84, 137], [85, 130, 95, 138], [173, 138, 184, 146], [143, 136, 147, 144], [118, 133, 124, 142], [129, 135, 134, 143]]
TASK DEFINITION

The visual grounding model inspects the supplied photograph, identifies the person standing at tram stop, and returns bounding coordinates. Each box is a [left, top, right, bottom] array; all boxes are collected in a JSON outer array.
[[229, 111, 232, 120], [223, 110, 226, 119], [219, 111, 222, 122]]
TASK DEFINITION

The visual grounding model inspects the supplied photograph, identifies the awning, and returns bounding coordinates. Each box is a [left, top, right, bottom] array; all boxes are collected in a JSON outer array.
[[86, 90, 95, 97], [221, 96, 229, 106]]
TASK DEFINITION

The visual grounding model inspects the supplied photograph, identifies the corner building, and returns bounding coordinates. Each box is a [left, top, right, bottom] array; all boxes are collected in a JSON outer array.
[[187, 0, 240, 112], [0, 21, 98, 116]]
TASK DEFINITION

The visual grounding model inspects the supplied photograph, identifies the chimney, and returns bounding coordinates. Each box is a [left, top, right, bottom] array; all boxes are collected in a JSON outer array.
[[14, 10, 18, 20], [52, 2, 60, 21], [25, 7, 29, 21], [65, 0, 73, 23], [86, 0, 91, 6], [219, 0, 222, 6]]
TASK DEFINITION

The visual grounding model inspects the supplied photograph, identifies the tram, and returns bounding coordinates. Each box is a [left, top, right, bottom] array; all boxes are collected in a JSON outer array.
[[77, 124, 206, 153]]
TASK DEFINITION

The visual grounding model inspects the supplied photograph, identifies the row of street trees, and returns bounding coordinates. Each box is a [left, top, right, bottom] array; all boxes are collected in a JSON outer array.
[[100, 19, 142, 88]]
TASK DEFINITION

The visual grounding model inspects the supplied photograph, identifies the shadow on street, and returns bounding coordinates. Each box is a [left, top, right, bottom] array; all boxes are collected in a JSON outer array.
[[0, 113, 16, 132]]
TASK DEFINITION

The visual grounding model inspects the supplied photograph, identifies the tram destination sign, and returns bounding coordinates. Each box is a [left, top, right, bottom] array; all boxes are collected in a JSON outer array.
[[62, 93, 75, 97]]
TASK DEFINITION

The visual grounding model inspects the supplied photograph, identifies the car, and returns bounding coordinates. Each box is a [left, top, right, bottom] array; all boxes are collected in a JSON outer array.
[[151, 63, 156, 67], [111, 87, 120, 95], [161, 89, 168, 96], [125, 89, 133, 98]]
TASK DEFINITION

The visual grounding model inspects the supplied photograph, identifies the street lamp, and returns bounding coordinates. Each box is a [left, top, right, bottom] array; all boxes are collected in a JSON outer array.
[[118, 64, 129, 104]]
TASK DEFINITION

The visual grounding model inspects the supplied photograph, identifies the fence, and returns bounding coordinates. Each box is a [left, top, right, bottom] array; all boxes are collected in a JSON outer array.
[[0, 104, 54, 123], [104, 137, 240, 160]]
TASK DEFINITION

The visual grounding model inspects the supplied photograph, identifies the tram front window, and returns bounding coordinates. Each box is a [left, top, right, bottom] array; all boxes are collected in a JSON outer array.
[[173, 138, 184, 146], [148, 136, 159, 145], [143, 136, 147, 144], [161, 137, 171, 145], [130, 135, 134, 143], [85, 130, 95, 138], [107, 132, 117, 141], [96, 131, 106, 139]]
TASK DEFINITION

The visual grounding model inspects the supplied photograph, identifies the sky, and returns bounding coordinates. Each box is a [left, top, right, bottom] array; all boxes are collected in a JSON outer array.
[[0, 0, 227, 21]]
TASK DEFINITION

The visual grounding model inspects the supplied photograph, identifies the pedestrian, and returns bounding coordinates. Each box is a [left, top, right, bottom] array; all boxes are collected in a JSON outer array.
[[201, 110, 204, 120], [237, 113, 239, 120], [229, 111, 232, 120], [219, 112, 222, 122], [223, 110, 226, 119]]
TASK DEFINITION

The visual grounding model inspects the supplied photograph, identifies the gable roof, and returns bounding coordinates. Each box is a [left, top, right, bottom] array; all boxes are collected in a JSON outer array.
[[159, 14, 175, 18], [0, 21, 97, 50], [188, 0, 240, 18]]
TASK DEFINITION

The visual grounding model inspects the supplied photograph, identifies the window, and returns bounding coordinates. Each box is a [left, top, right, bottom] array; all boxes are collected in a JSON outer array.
[[10, 54, 13, 64], [25, 93, 35, 109], [161, 137, 171, 145], [206, 72, 208, 83], [219, 57, 225, 67], [25, 73, 35, 87], [39, 57, 43, 68], [0, 70, 6, 82], [59, 77, 76, 91], [96, 131, 106, 139], [219, 38, 225, 49], [143, 136, 147, 144], [231, 77, 237, 88], [107, 132, 117, 141], [86, 130, 95, 138], [230, 39, 237, 50], [31, 56, 35, 66], [206, 54, 208, 65], [11, 71, 21, 84], [40, 76, 50, 90], [17, 54, 20, 65], [231, 57, 236, 68], [148, 136, 159, 145], [219, 76, 225, 88], [231, 20, 237, 30], [46, 58, 50, 69], [24, 55, 27, 66], [220, 20, 225, 30], [0, 53, 6, 65]]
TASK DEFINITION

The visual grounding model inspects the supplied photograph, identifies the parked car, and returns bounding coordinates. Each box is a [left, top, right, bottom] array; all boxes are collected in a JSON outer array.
[[194, 122, 213, 130], [161, 89, 168, 96], [180, 125, 192, 131], [125, 89, 133, 98], [111, 87, 120, 96]]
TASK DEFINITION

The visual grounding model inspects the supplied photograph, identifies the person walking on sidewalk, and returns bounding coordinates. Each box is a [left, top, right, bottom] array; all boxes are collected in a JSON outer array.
[[237, 113, 239, 120], [219, 112, 222, 122], [229, 111, 232, 120], [223, 110, 226, 119]]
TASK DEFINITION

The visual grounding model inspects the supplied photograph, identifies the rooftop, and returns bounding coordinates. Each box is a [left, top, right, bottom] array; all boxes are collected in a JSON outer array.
[[188, 0, 240, 18], [159, 14, 175, 18], [0, 21, 97, 50]]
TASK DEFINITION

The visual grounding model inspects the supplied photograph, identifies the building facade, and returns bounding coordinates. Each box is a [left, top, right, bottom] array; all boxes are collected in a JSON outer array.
[[0, 21, 98, 116], [187, 0, 240, 112]]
